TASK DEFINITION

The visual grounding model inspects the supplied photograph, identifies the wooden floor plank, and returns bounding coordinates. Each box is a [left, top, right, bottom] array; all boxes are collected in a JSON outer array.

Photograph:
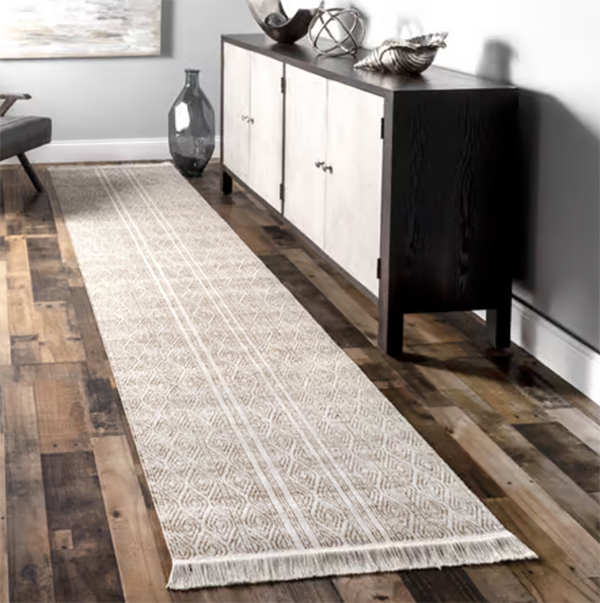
[[42, 451, 125, 602], [0, 432, 9, 603], [25, 363, 92, 454], [34, 300, 86, 364], [488, 423, 600, 540], [27, 236, 70, 302], [547, 407, 600, 453], [514, 422, 600, 493], [2, 367, 55, 602], [486, 497, 600, 603], [93, 435, 171, 603], [0, 261, 10, 365], [430, 406, 600, 577], [399, 567, 487, 603], [333, 573, 416, 602], [465, 564, 536, 603]]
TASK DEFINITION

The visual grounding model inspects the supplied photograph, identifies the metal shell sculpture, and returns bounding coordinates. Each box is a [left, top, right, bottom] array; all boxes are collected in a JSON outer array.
[[247, 0, 324, 44], [355, 32, 449, 76], [308, 8, 366, 57]]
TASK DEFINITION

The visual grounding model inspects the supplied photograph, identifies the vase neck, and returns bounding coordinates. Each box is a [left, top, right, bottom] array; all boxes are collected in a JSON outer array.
[[185, 69, 200, 88]]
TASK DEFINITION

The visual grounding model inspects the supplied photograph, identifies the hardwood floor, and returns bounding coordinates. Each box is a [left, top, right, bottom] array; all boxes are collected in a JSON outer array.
[[1, 161, 599, 602]]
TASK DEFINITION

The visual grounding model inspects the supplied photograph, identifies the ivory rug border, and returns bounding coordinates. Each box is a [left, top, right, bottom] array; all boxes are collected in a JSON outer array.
[[49, 164, 536, 589]]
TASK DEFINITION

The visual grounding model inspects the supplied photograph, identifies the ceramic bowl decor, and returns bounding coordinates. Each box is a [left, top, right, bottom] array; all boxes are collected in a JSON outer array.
[[355, 32, 449, 75], [247, 0, 324, 44]]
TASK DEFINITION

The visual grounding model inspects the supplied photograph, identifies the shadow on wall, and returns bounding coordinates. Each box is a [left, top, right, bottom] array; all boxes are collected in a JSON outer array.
[[478, 39, 600, 355], [161, 0, 175, 58]]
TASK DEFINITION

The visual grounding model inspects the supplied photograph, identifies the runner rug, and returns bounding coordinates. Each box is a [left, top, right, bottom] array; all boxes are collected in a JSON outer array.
[[49, 164, 536, 589]]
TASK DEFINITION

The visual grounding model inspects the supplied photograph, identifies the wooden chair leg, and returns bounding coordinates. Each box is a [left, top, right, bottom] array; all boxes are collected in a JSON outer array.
[[17, 153, 44, 192]]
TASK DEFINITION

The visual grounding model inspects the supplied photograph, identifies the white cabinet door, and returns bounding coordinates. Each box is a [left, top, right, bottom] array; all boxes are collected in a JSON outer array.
[[284, 65, 328, 248], [248, 53, 284, 212], [324, 80, 384, 296], [223, 43, 251, 182]]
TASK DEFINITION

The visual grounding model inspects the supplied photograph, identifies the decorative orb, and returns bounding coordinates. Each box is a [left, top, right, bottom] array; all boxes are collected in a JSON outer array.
[[309, 8, 365, 57]]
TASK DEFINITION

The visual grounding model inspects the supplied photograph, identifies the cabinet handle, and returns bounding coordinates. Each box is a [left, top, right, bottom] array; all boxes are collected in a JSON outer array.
[[248, 117, 255, 125], [323, 164, 333, 174], [315, 160, 325, 168], [241, 115, 249, 122]]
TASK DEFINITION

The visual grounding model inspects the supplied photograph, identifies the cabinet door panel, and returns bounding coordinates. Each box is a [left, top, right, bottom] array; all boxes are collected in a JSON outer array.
[[284, 65, 327, 248], [325, 81, 384, 297], [249, 53, 284, 212], [223, 43, 251, 181]]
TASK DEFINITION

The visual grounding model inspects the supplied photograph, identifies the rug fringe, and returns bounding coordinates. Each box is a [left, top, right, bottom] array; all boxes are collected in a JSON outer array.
[[167, 530, 537, 590]]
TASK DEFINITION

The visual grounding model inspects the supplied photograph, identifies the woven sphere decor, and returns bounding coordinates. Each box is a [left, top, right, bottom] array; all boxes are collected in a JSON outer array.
[[309, 8, 365, 57]]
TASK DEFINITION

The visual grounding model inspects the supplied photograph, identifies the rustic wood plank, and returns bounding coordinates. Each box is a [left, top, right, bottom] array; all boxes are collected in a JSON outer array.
[[0, 432, 9, 603], [486, 497, 600, 603], [25, 363, 92, 454], [6, 235, 42, 364], [27, 236, 70, 302], [51, 529, 74, 551], [93, 435, 171, 603], [82, 363, 124, 436], [234, 225, 278, 256], [6, 235, 30, 277], [546, 408, 600, 454], [284, 248, 379, 345], [0, 262, 10, 365], [488, 423, 600, 540], [399, 567, 487, 603], [70, 287, 110, 365], [430, 406, 600, 577], [2, 367, 55, 602], [42, 451, 125, 602], [515, 422, 600, 493], [333, 573, 416, 603], [34, 301, 86, 364], [44, 173, 85, 288], [465, 564, 536, 603]]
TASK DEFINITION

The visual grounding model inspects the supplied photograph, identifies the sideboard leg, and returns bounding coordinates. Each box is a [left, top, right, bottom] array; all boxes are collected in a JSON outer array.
[[221, 170, 233, 195], [379, 312, 405, 359], [487, 302, 512, 349]]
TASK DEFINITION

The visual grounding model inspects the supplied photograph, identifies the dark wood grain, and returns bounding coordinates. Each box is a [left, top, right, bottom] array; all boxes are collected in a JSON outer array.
[[399, 567, 487, 603], [42, 452, 124, 602], [515, 422, 600, 492]]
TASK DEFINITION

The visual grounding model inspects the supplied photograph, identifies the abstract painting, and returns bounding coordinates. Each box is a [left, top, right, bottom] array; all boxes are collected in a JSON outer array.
[[0, 0, 162, 59]]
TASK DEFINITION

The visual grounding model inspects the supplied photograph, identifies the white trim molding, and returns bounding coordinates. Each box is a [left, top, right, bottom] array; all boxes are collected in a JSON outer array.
[[2, 137, 221, 165], [475, 300, 600, 406]]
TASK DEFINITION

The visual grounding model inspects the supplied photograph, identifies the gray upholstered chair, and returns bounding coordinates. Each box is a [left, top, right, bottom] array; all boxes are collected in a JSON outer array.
[[0, 94, 52, 192]]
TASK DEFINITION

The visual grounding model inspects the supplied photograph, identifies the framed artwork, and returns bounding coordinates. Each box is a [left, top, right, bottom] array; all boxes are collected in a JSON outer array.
[[0, 0, 162, 59]]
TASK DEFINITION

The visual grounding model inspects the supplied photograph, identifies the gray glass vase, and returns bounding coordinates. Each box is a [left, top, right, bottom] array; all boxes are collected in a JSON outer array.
[[168, 69, 215, 177]]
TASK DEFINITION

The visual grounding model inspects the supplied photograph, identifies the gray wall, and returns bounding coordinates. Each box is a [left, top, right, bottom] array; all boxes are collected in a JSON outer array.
[[351, 0, 600, 353], [0, 0, 259, 140]]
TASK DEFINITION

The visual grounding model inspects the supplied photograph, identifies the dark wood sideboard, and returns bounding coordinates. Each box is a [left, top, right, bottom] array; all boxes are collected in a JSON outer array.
[[220, 33, 519, 357]]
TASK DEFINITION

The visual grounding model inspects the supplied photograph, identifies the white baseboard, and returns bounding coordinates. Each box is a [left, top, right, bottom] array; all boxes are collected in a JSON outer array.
[[2, 136, 221, 165], [474, 300, 600, 406]]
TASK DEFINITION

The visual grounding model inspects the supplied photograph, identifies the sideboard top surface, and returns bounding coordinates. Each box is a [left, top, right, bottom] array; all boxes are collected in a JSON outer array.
[[223, 34, 515, 96]]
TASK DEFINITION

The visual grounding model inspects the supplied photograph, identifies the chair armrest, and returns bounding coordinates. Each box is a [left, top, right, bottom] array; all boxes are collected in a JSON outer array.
[[0, 93, 32, 116]]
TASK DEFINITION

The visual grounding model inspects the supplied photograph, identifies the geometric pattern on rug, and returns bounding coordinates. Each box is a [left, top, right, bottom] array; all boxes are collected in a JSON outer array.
[[49, 164, 536, 589]]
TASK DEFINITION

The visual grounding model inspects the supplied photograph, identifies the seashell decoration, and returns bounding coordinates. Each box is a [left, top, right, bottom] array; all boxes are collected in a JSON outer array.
[[355, 32, 449, 76]]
